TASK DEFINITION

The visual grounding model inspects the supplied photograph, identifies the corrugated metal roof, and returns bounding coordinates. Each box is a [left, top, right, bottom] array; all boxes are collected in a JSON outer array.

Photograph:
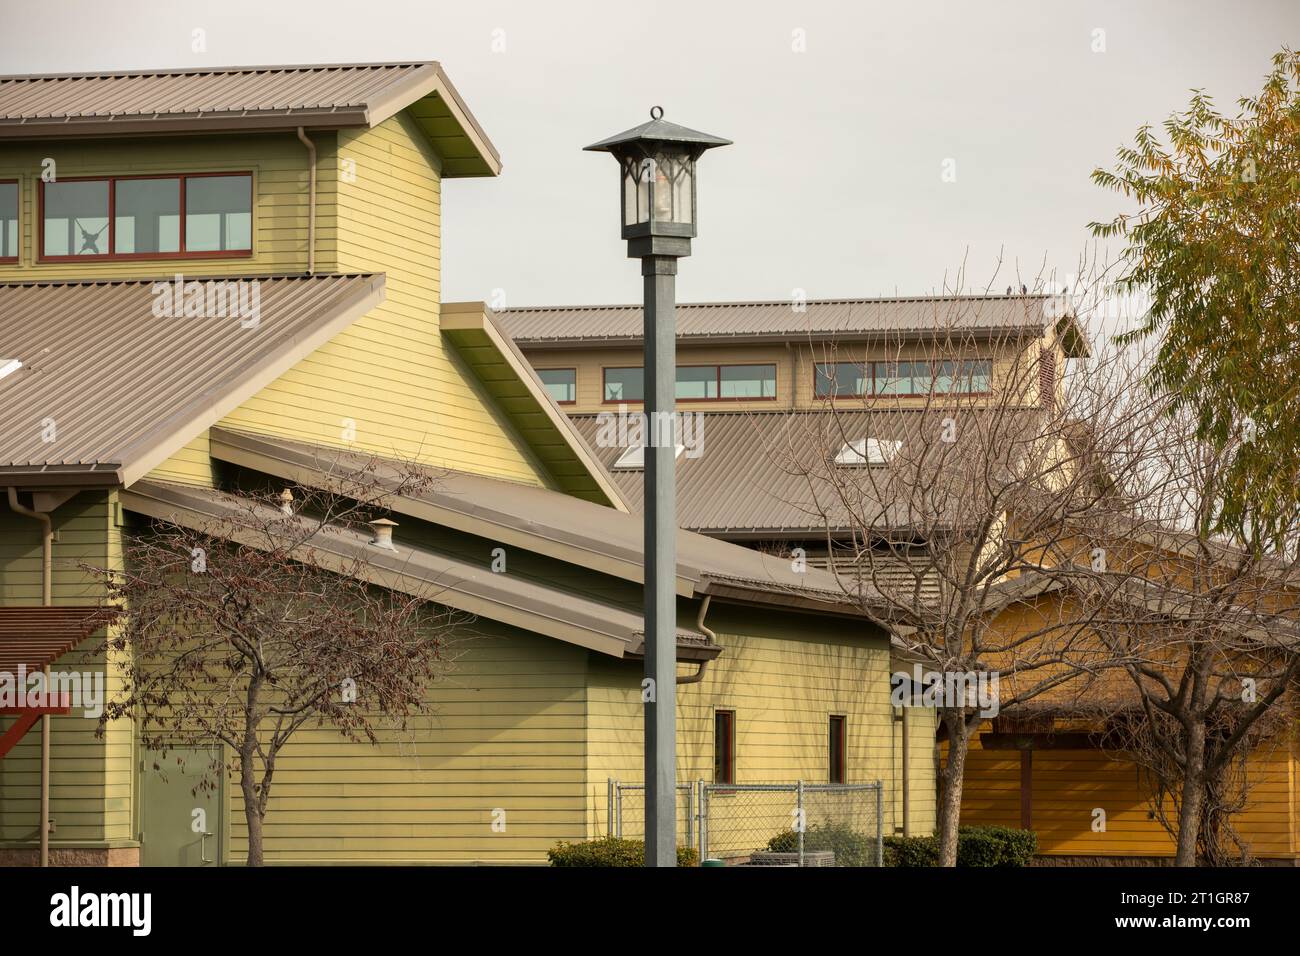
[[0, 273, 384, 484], [0, 62, 423, 121], [206, 426, 871, 612], [569, 408, 1044, 535], [0, 62, 501, 176], [497, 295, 1073, 346], [0, 606, 101, 674], [121, 479, 719, 661]]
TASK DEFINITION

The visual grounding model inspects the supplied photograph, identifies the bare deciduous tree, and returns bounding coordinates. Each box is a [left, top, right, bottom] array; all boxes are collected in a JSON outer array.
[[87, 460, 464, 866], [766, 284, 1167, 865]]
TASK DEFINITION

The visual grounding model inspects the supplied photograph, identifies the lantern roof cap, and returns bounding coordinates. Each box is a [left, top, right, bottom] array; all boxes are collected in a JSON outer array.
[[584, 107, 732, 153]]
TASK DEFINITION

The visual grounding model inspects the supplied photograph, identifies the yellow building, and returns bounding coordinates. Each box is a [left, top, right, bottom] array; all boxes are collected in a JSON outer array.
[[0, 62, 935, 865]]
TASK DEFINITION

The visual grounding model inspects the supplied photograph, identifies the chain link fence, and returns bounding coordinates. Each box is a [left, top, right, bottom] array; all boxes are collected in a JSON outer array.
[[606, 781, 694, 847], [610, 779, 883, 866]]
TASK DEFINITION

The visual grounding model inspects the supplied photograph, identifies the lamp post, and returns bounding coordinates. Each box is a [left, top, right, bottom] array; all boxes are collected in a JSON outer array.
[[586, 108, 731, 867]]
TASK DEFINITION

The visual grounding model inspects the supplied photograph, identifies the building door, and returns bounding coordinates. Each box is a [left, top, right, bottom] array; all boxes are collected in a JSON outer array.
[[140, 746, 222, 867]]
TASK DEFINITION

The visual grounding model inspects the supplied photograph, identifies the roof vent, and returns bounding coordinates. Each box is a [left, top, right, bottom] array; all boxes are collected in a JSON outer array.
[[834, 438, 901, 466], [0, 359, 21, 382], [613, 444, 685, 470], [369, 518, 398, 550]]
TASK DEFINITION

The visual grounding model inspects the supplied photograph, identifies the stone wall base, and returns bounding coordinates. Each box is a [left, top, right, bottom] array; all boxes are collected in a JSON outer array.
[[0, 846, 140, 867], [1032, 854, 1298, 867]]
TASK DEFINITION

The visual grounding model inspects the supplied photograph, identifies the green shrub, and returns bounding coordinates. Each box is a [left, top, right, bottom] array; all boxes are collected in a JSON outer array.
[[884, 826, 1036, 867], [766, 821, 876, 866], [957, 826, 1037, 867], [884, 834, 939, 867], [547, 836, 698, 867]]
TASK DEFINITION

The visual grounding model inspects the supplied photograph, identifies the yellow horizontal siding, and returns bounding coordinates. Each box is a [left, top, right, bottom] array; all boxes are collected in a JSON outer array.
[[218, 112, 549, 487], [585, 606, 938, 854], [959, 724, 1298, 859]]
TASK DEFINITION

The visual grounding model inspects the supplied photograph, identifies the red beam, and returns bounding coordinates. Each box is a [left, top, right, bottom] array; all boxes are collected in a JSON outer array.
[[0, 712, 43, 759]]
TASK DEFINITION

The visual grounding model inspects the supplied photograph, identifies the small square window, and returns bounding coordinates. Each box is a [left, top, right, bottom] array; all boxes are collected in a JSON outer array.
[[604, 367, 644, 402], [44, 180, 110, 257], [115, 178, 181, 254], [185, 175, 252, 252], [537, 368, 576, 404]]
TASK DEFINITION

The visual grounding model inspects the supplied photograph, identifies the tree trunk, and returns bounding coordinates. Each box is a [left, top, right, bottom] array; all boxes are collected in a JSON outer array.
[[239, 750, 265, 867], [1174, 725, 1206, 867], [937, 710, 971, 867]]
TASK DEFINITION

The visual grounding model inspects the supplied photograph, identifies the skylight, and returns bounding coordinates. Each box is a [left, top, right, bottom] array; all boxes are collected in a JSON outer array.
[[834, 438, 901, 466], [0, 359, 21, 382], [613, 444, 685, 470]]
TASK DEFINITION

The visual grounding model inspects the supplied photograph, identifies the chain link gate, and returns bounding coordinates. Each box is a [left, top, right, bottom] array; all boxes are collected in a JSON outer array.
[[695, 781, 883, 866], [606, 780, 694, 847], [609, 779, 883, 866]]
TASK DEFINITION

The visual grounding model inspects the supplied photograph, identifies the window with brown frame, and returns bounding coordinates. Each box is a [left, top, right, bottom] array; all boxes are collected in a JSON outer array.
[[39, 172, 253, 261], [537, 368, 577, 404], [714, 709, 736, 784], [603, 363, 777, 403], [828, 715, 847, 784], [815, 359, 992, 398], [0, 180, 18, 262]]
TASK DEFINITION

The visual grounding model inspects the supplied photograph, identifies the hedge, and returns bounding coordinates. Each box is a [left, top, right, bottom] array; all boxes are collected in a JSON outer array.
[[548, 836, 699, 867], [765, 821, 876, 866], [884, 826, 1037, 867]]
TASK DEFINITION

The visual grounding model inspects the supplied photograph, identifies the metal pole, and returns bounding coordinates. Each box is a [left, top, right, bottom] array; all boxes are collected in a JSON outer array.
[[606, 778, 614, 838], [876, 780, 884, 867], [643, 254, 678, 867], [697, 779, 707, 861], [797, 780, 805, 867]]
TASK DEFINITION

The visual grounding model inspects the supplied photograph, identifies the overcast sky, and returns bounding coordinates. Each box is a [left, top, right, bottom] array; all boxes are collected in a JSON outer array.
[[2, 0, 1295, 307]]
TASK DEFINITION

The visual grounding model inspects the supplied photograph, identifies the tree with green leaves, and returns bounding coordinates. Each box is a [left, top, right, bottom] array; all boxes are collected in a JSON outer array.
[[1091, 48, 1300, 551]]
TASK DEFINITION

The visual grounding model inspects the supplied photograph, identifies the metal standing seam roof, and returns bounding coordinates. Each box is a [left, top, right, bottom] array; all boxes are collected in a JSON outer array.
[[496, 294, 1083, 350], [203, 426, 872, 613], [0, 62, 500, 176], [0, 273, 385, 486], [567, 408, 1048, 536], [120, 478, 718, 661], [0, 606, 102, 674]]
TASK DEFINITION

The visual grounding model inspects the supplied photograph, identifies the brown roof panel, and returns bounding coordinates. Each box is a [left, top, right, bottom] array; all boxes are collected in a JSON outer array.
[[498, 295, 1082, 350], [0, 273, 385, 485], [121, 479, 719, 661], [569, 408, 1045, 536], [205, 425, 872, 614], [0, 62, 501, 176]]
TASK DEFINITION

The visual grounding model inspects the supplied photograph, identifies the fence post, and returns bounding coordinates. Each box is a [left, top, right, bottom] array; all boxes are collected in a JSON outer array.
[[797, 779, 805, 867], [876, 780, 884, 867], [697, 779, 707, 862], [685, 784, 693, 851], [614, 780, 623, 839], [606, 778, 614, 838]]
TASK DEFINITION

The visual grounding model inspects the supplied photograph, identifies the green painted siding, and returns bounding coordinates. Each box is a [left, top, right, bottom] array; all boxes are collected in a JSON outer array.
[[0, 132, 333, 279], [0, 491, 134, 850], [222, 623, 589, 864]]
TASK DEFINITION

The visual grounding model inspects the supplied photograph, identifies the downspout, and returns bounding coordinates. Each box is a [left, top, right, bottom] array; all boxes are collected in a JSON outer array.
[[8, 487, 52, 867], [901, 705, 911, 837], [296, 126, 316, 275], [677, 595, 714, 685]]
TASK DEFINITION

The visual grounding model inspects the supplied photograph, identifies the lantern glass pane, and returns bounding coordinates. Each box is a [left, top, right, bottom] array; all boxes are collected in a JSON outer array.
[[623, 159, 651, 227]]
